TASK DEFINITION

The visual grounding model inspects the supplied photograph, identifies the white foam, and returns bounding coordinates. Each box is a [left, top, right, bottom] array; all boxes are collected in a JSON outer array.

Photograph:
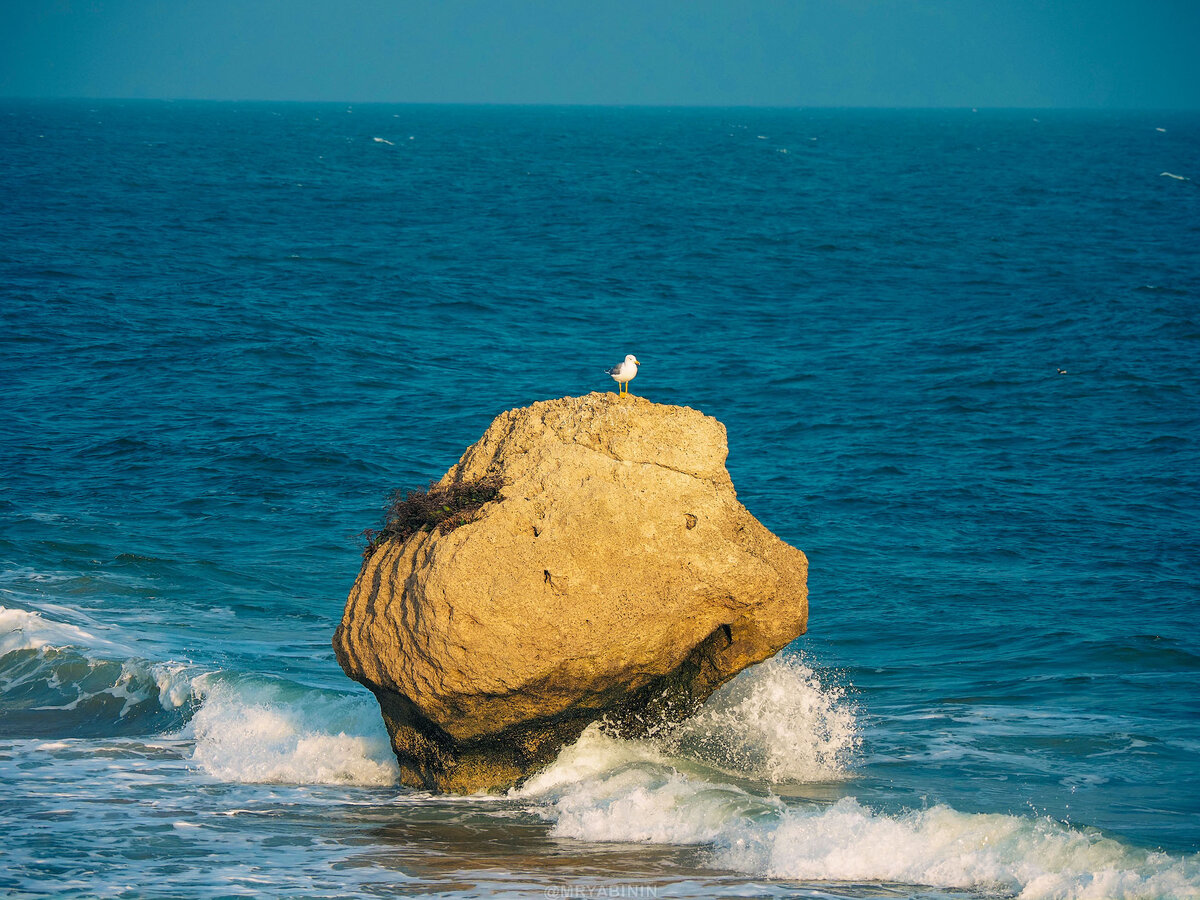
[[152, 663, 196, 710], [185, 675, 399, 787], [373, 137, 394, 145], [0, 605, 131, 657], [1161, 172, 1190, 181], [1, 605, 203, 722], [521, 725, 784, 845], [722, 798, 1200, 900], [103, 660, 160, 716], [525, 733, 1199, 898], [2, 605, 399, 787], [661, 655, 860, 783], [520, 654, 858, 796], [517, 657, 1199, 899], [519, 723, 666, 796]]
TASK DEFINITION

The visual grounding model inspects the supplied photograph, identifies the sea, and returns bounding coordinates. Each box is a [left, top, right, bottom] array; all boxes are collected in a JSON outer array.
[[1, 101, 1198, 900]]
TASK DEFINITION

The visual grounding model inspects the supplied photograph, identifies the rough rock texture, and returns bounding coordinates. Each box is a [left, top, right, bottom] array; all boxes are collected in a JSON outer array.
[[333, 392, 807, 793]]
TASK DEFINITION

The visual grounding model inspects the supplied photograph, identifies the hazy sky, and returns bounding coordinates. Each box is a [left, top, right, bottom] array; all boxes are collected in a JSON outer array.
[[3, 0, 1198, 107]]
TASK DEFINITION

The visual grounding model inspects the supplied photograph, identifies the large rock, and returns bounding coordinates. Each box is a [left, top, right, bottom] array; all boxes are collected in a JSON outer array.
[[333, 392, 807, 793]]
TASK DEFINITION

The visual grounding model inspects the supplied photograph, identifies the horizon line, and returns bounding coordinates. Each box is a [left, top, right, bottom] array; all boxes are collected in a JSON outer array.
[[3, 95, 1199, 113]]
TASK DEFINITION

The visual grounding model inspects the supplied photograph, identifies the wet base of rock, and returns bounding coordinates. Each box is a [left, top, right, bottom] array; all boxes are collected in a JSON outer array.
[[372, 620, 770, 793]]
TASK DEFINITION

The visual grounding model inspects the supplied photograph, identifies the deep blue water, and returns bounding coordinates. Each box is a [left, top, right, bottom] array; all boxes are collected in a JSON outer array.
[[2, 101, 1198, 899]]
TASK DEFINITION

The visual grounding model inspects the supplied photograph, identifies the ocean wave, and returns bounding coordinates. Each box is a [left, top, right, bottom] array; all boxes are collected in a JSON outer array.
[[517, 660, 1200, 900], [728, 799, 1200, 900], [0, 604, 138, 658], [9, 604, 1200, 897], [1, 604, 398, 786], [181, 653, 851, 792], [0, 645, 195, 737], [183, 673, 398, 786], [0, 605, 192, 736], [523, 728, 1200, 899]]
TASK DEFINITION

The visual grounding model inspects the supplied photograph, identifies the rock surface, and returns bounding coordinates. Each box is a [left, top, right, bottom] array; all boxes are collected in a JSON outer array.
[[333, 392, 808, 793]]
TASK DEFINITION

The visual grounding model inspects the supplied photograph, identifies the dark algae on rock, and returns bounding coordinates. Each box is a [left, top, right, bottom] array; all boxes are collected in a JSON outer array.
[[361, 475, 504, 558]]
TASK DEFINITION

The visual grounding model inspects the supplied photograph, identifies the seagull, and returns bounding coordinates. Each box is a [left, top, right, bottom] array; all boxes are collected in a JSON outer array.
[[605, 354, 641, 397]]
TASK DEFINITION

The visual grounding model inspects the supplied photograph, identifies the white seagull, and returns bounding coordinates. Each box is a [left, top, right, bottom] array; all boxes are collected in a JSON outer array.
[[605, 354, 641, 397]]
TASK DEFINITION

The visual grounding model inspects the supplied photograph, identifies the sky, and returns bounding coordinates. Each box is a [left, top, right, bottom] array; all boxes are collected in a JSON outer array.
[[2, 0, 1199, 108]]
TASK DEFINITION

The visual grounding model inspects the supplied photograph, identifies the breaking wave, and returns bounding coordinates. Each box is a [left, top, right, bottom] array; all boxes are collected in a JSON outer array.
[[183, 673, 398, 786], [7, 605, 1200, 898], [516, 658, 1200, 900], [526, 741, 1199, 900], [0, 605, 398, 785]]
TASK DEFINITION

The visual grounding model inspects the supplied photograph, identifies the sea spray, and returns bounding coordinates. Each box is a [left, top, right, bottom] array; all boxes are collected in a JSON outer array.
[[520, 657, 1200, 900], [660, 654, 860, 782], [9, 609, 1200, 897], [518, 654, 858, 844]]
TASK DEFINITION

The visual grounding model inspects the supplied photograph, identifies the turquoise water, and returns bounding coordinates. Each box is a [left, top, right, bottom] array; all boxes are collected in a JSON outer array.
[[1, 101, 1198, 899]]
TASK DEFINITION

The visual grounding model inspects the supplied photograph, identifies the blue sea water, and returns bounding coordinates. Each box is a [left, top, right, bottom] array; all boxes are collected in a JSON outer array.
[[1, 101, 1198, 899]]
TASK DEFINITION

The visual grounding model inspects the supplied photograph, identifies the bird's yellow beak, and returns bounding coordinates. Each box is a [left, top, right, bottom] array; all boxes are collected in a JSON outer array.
[[634, 358, 641, 365]]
